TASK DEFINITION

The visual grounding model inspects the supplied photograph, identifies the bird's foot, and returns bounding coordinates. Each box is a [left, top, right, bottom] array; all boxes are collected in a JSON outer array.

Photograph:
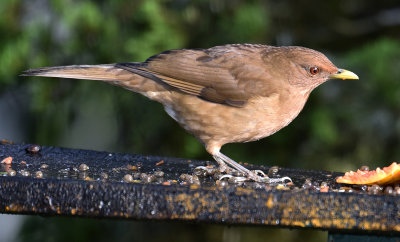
[[249, 169, 292, 183], [220, 170, 292, 184], [213, 152, 292, 183]]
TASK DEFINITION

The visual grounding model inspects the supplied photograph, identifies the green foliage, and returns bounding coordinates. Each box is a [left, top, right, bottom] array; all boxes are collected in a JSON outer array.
[[346, 38, 400, 107], [1, 1, 400, 241]]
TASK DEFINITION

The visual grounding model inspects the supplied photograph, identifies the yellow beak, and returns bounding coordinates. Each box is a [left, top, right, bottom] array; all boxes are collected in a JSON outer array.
[[329, 69, 359, 80]]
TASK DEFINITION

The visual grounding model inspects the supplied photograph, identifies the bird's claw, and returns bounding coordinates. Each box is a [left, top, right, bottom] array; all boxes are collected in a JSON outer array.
[[220, 172, 292, 184], [252, 170, 267, 176], [255, 176, 292, 183], [219, 174, 248, 183]]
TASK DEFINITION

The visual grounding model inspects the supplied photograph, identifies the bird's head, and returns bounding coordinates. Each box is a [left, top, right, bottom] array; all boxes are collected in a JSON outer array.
[[263, 46, 359, 91]]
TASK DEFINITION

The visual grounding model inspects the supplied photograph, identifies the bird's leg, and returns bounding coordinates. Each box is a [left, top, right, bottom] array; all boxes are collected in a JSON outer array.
[[212, 154, 237, 174], [213, 151, 292, 183]]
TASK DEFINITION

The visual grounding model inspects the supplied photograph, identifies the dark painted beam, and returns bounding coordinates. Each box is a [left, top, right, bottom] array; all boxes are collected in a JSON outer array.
[[0, 142, 399, 235]]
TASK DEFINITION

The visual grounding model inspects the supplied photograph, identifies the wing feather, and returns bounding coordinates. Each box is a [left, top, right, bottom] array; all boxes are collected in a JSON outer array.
[[118, 44, 276, 107]]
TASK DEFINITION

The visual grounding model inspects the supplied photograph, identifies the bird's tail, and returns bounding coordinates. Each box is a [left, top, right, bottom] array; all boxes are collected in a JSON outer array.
[[20, 63, 172, 98], [21, 64, 131, 81]]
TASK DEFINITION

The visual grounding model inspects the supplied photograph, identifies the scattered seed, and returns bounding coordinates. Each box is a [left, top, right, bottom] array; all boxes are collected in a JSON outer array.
[[368, 184, 382, 195], [384, 186, 394, 195], [154, 170, 164, 177], [26, 144, 41, 154], [193, 167, 208, 177], [123, 174, 133, 182], [35, 171, 43, 178], [71, 166, 79, 172], [126, 164, 137, 171], [132, 172, 141, 179], [268, 166, 279, 177], [216, 180, 229, 187], [302, 178, 312, 189], [140, 173, 156, 183], [78, 163, 89, 171], [156, 160, 164, 166], [20, 161, 27, 166], [40, 164, 49, 169], [339, 187, 354, 193], [100, 172, 108, 180], [394, 187, 400, 195], [359, 185, 368, 192], [360, 165, 369, 171], [20, 170, 30, 177], [179, 174, 200, 185], [7, 169, 16, 176]]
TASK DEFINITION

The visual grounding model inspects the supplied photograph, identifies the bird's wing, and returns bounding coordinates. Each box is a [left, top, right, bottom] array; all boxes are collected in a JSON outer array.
[[117, 45, 277, 107]]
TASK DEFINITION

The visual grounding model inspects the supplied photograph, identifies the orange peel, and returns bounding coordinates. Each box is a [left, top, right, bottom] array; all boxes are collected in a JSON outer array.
[[336, 162, 400, 185]]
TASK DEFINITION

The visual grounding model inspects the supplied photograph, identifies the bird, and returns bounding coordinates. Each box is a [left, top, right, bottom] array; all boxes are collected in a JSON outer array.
[[22, 44, 359, 183]]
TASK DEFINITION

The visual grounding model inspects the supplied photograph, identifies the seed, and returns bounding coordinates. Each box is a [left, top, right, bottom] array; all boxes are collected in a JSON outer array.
[[123, 174, 133, 182], [20, 170, 30, 177], [360, 165, 369, 171], [7, 169, 16, 176], [140, 173, 156, 183], [384, 186, 394, 195], [179, 174, 200, 185], [154, 170, 164, 177], [302, 178, 312, 189], [35, 171, 43, 178], [368, 184, 382, 195], [126, 164, 137, 171], [359, 185, 368, 192], [394, 187, 400, 195], [193, 167, 208, 177], [100, 172, 108, 179], [216, 180, 229, 187], [78, 163, 89, 171], [143, 174, 156, 183], [268, 166, 279, 177], [26, 144, 41, 154], [40, 164, 49, 169]]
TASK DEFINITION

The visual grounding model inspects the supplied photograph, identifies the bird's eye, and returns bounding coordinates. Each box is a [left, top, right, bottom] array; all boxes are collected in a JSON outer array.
[[309, 66, 319, 75]]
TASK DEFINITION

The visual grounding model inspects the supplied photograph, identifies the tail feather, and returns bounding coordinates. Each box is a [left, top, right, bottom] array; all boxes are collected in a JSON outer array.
[[21, 64, 125, 82], [21, 63, 171, 98]]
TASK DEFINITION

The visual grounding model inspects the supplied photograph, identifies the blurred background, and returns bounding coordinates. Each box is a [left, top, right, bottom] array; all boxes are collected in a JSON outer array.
[[1, 0, 400, 241]]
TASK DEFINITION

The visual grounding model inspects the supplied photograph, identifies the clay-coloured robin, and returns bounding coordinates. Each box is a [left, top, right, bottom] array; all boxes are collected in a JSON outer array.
[[22, 44, 359, 182]]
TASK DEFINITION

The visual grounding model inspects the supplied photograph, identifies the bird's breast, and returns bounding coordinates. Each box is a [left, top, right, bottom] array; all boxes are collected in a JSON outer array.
[[162, 89, 310, 146]]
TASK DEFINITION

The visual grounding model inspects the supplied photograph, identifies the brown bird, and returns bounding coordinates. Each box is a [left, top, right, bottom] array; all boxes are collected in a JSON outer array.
[[22, 44, 358, 182]]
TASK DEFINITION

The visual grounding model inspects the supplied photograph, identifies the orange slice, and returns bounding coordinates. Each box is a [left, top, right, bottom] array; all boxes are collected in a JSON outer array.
[[336, 162, 400, 185]]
